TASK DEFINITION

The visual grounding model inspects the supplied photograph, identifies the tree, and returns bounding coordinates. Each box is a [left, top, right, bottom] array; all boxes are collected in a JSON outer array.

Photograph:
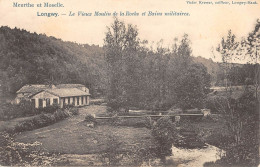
[[151, 116, 177, 164], [104, 18, 140, 112], [210, 27, 259, 166], [217, 30, 239, 92], [243, 19, 260, 100], [175, 63, 211, 109], [173, 35, 211, 109]]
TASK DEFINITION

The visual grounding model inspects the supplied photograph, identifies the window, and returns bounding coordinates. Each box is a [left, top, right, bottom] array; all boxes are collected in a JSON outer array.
[[39, 99, 43, 108], [53, 98, 58, 105], [77, 97, 79, 105], [85, 96, 88, 104], [68, 98, 70, 104], [81, 96, 84, 104]]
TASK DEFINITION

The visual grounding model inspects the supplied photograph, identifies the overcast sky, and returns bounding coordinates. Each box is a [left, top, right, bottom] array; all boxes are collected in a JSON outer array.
[[0, 0, 259, 62]]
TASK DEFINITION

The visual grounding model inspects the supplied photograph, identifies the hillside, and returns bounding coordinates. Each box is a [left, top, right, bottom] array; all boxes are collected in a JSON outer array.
[[0, 26, 107, 96], [0, 26, 250, 99], [192, 56, 221, 85]]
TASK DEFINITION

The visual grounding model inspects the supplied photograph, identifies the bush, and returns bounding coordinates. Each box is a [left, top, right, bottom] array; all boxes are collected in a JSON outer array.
[[36, 113, 54, 126], [63, 104, 74, 109], [68, 107, 79, 115], [0, 101, 36, 121], [109, 114, 119, 125], [53, 109, 70, 121], [14, 109, 71, 132], [205, 96, 228, 114], [14, 113, 54, 132], [98, 135, 124, 166], [143, 116, 154, 129], [0, 132, 59, 166], [85, 114, 96, 123], [151, 116, 178, 163], [37, 105, 59, 114], [15, 119, 35, 132]]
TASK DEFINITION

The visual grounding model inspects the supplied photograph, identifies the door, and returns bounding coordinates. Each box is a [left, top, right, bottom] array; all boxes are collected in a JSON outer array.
[[39, 99, 43, 108]]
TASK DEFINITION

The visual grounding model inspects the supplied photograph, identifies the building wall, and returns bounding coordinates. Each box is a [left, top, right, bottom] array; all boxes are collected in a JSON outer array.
[[31, 91, 59, 108], [15, 92, 32, 104], [26, 91, 90, 108]]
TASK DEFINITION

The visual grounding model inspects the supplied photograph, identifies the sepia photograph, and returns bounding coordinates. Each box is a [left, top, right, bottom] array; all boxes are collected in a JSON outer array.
[[0, 0, 259, 166]]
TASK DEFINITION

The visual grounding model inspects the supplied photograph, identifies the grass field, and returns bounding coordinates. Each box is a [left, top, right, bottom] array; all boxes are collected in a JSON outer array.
[[15, 105, 153, 155]]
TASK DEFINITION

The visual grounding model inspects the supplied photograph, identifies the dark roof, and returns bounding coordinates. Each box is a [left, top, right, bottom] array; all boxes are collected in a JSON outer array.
[[17, 84, 87, 93]]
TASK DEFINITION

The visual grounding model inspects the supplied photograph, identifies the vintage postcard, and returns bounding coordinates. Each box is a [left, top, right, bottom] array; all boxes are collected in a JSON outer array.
[[0, 0, 259, 166]]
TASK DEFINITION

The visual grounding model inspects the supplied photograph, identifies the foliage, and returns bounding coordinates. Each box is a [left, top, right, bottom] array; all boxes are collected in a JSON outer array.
[[0, 101, 60, 121], [109, 114, 119, 125], [0, 100, 36, 120], [151, 116, 177, 163], [175, 63, 211, 109], [68, 107, 79, 115], [207, 25, 259, 166], [107, 116, 155, 128], [84, 114, 96, 123], [0, 132, 59, 166], [37, 104, 59, 114], [0, 26, 107, 95], [104, 18, 211, 112], [205, 96, 228, 113], [218, 91, 259, 166], [14, 109, 72, 132], [128, 147, 157, 166], [98, 135, 124, 166]]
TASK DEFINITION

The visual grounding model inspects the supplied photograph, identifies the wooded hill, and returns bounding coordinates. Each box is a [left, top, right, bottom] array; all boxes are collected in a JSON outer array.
[[0, 26, 107, 96], [0, 26, 253, 98]]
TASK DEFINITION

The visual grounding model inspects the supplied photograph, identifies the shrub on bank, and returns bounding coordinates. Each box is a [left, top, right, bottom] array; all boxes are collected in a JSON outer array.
[[69, 107, 79, 115], [85, 114, 96, 123], [0, 132, 59, 166], [0, 101, 36, 121], [14, 109, 74, 132], [37, 105, 59, 114], [106, 116, 155, 129], [0, 101, 76, 121]]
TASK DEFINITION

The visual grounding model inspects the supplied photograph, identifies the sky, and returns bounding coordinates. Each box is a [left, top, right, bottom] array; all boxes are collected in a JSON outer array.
[[0, 0, 260, 62]]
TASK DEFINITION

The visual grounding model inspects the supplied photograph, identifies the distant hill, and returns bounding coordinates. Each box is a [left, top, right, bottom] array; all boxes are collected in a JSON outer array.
[[192, 56, 221, 85], [0, 26, 107, 95], [0, 26, 249, 98], [192, 56, 246, 86]]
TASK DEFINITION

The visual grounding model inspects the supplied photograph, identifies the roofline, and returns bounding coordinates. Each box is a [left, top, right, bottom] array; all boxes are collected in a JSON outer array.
[[29, 89, 91, 98], [28, 90, 46, 98], [16, 84, 47, 93], [16, 84, 88, 93], [59, 94, 91, 98], [45, 90, 91, 97]]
